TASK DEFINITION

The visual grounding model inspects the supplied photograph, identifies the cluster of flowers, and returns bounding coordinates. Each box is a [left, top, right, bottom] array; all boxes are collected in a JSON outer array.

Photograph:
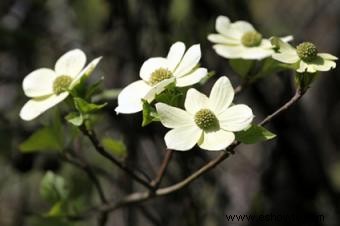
[[20, 16, 337, 151]]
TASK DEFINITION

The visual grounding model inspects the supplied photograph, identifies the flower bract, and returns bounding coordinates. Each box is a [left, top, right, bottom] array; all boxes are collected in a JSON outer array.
[[20, 49, 102, 121], [272, 39, 337, 73], [156, 76, 254, 151], [207, 15, 293, 60], [115, 42, 208, 114]]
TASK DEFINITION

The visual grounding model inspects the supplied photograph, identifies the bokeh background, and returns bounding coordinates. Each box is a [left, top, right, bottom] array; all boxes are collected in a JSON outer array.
[[0, 0, 339, 225]]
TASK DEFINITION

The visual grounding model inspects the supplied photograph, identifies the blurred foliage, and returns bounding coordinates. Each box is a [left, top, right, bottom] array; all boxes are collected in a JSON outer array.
[[19, 126, 63, 153], [40, 171, 70, 204], [0, 0, 339, 226], [101, 137, 127, 158]]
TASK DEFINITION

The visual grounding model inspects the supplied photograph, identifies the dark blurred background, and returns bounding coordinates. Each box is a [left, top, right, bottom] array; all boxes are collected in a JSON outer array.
[[0, 0, 339, 226]]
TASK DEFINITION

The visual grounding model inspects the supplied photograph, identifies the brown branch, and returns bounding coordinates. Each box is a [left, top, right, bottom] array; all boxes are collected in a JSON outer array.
[[70, 86, 306, 220], [62, 152, 107, 204], [234, 84, 243, 94], [62, 152, 109, 226], [79, 125, 153, 190], [68, 146, 236, 219], [150, 149, 173, 189], [259, 88, 304, 126]]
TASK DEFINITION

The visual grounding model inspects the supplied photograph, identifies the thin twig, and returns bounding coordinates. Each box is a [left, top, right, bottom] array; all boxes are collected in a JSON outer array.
[[259, 88, 303, 126], [150, 149, 173, 189], [234, 85, 243, 94], [67, 147, 236, 219], [79, 125, 153, 190], [234, 80, 251, 95], [62, 152, 109, 226], [62, 152, 107, 203]]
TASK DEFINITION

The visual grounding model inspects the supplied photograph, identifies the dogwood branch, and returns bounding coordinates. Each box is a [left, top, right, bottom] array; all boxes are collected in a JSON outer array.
[[62, 152, 107, 204], [259, 88, 304, 126], [79, 125, 153, 189], [70, 87, 305, 220], [150, 149, 174, 189], [61, 152, 109, 226]]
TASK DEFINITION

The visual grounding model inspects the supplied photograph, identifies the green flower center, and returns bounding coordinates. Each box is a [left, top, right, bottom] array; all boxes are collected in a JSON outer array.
[[149, 68, 173, 86], [194, 109, 219, 131], [241, 31, 262, 47], [53, 75, 73, 95], [296, 42, 318, 62]]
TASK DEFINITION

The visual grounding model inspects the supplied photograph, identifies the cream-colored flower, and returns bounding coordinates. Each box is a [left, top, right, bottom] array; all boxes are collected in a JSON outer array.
[[20, 49, 102, 121], [207, 15, 292, 60], [272, 39, 337, 73], [156, 76, 254, 151], [115, 42, 208, 114]]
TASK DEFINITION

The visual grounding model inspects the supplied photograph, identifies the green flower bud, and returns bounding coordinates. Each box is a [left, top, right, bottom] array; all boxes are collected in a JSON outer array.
[[194, 109, 219, 131], [296, 42, 318, 62], [53, 75, 72, 95], [241, 31, 262, 47], [149, 68, 173, 86]]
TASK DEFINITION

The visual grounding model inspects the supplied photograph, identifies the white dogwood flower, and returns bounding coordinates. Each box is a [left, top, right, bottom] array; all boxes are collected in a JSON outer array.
[[20, 49, 102, 121], [272, 39, 337, 73], [207, 15, 292, 60], [115, 42, 208, 114], [156, 76, 254, 151]]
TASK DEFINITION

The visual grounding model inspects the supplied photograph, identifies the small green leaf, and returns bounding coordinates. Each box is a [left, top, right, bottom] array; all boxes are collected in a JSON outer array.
[[19, 127, 63, 153], [85, 77, 104, 99], [51, 108, 64, 146], [74, 97, 106, 114], [154, 84, 184, 107], [259, 58, 279, 74], [101, 137, 127, 158], [70, 67, 99, 98], [92, 89, 121, 102], [65, 112, 84, 126], [295, 72, 318, 92], [142, 100, 159, 127], [270, 36, 281, 50], [47, 201, 68, 217], [40, 171, 70, 204], [229, 59, 254, 77], [251, 58, 283, 81], [199, 70, 215, 85], [235, 124, 276, 144]]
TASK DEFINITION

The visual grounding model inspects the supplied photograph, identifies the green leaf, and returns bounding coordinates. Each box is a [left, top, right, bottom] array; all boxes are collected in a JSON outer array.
[[51, 108, 64, 146], [101, 137, 127, 158], [295, 72, 318, 92], [199, 70, 215, 85], [235, 124, 276, 144], [92, 88, 121, 102], [270, 36, 281, 50], [142, 100, 159, 127], [74, 97, 106, 114], [47, 201, 69, 217], [154, 84, 185, 107], [259, 58, 279, 74], [251, 58, 283, 81], [70, 76, 103, 100], [65, 112, 84, 126], [40, 171, 70, 204], [229, 59, 254, 77], [19, 127, 63, 153], [85, 77, 104, 99]]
